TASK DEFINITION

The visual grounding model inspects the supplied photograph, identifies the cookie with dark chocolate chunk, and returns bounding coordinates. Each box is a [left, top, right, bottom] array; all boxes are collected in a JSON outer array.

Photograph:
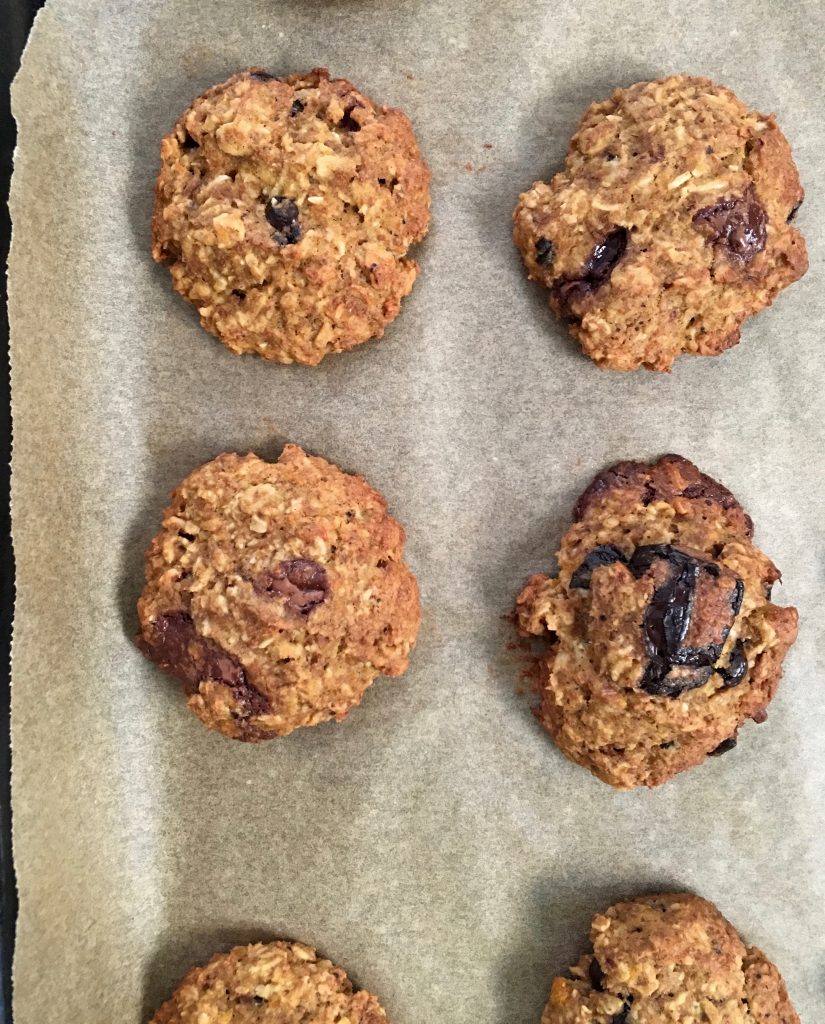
[[514, 454, 797, 788], [136, 445, 420, 741], [514, 75, 807, 371], [543, 894, 800, 1024], [152, 68, 430, 365]]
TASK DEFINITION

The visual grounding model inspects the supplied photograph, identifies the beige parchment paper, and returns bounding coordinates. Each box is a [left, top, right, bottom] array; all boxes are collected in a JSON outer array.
[[8, 0, 825, 1020]]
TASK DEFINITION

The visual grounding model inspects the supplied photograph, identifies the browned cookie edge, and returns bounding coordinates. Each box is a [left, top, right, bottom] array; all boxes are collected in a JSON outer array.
[[572, 454, 753, 537]]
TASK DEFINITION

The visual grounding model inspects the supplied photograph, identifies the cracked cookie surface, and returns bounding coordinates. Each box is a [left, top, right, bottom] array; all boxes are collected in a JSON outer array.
[[152, 68, 431, 364], [136, 444, 420, 740], [150, 940, 389, 1024], [542, 893, 799, 1024], [514, 76, 807, 371], [515, 455, 797, 788]]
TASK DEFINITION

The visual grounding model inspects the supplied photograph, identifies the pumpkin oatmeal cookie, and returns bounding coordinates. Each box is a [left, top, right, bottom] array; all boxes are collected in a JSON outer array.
[[541, 893, 799, 1024], [514, 76, 807, 370], [515, 455, 797, 787], [150, 940, 389, 1024], [152, 68, 431, 364], [136, 445, 420, 740]]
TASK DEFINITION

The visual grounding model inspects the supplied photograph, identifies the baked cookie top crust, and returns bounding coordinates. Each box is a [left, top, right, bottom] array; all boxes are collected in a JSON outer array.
[[153, 68, 431, 364], [515, 76, 807, 371], [516, 455, 798, 787]]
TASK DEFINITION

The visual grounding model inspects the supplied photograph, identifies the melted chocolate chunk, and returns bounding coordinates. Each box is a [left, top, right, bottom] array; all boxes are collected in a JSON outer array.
[[253, 559, 329, 614], [265, 197, 301, 245], [718, 640, 748, 688], [249, 70, 276, 81], [588, 957, 605, 992], [181, 130, 199, 150], [709, 736, 738, 757], [535, 238, 555, 267], [290, 99, 305, 117], [640, 661, 713, 697], [787, 198, 803, 223], [136, 612, 269, 716], [554, 227, 628, 310], [673, 574, 743, 669], [693, 187, 767, 264], [627, 546, 743, 697], [570, 545, 627, 589]]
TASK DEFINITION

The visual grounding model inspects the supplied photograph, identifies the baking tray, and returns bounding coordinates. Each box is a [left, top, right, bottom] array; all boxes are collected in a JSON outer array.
[[1, 5, 45, 1021], [7, 1, 825, 1022]]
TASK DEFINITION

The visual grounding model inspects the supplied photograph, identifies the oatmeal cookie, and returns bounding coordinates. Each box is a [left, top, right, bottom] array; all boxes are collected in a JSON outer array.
[[514, 76, 807, 371], [150, 940, 389, 1023], [136, 445, 420, 740], [542, 893, 799, 1024], [515, 455, 798, 788], [152, 68, 431, 364]]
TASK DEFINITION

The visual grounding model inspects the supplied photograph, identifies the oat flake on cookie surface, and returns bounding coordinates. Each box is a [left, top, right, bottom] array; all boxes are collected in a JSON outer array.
[[152, 68, 431, 365], [150, 940, 389, 1023], [515, 455, 798, 788], [514, 75, 807, 371], [542, 893, 799, 1024], [136, 444, 420, 740]]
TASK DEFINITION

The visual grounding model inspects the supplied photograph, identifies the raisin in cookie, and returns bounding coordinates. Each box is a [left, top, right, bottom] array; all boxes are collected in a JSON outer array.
[[515, 455, 797, 788], [150, 940, 389, 1024], [152, 68, 431, 365], [514, 76, 807, 371], [543, 893, 799, 1024], [136, 444, 420, 740]]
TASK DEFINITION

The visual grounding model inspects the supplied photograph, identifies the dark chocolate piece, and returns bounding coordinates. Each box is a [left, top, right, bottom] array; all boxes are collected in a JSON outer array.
[[709, 736, 738, 756], [265, 196, 301, 245], [588, 957, 605, 992], [694, 187, 767, 264], [718, 640, 748, 688], [555, 227, 628, 309], [610, 1002, 632, 1024], [136, 611, 269, 716], [627, 546, 743, 697], [570, 545, 628, 589], [535, 238, 555, 267], [253, 559, 329, 614]]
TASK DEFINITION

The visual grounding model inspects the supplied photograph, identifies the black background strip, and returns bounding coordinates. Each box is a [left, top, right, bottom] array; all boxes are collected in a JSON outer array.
[[2, 4, 47, 1021]]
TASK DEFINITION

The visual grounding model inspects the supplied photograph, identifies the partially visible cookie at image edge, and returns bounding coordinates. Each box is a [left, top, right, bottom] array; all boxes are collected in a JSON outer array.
[[515, 454, 798, 788], [152, 68, 431, 365], [514, 75, 807, 371], [542, 893, 799, 1024], [150, 940, 389, 1023], [136, 444, 421, 740]]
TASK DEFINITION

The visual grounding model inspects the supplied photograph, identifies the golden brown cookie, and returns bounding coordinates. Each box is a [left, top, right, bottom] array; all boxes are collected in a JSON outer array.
[[152, 68, 431, 364], [515, 455, 798, 788], [136, 445, 420, 740], [150, 940, 389, 1024], [514, 76, 807, 371], [542, 893, 799, 1024]]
